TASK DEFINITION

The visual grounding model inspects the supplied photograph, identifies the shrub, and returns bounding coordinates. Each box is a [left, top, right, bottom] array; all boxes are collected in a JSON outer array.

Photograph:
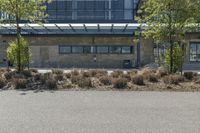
[[156, 68, 168, 77], [14, 78, 27, 89], [52, 69, 64, 75], [4, 71, 15, 80], [82, 71, 91, 78], [121, 73, 132, 82], [34, 73, 42, 81], [99, 76, 112, 85], [163, 75, 185, 85], [0, 77, 6, 88], [132, 75, 144, 85], [22, 70, 32, 77], [112, 78, 128, 89], [111, 70, 124, 78], [71, 75, 81, 84], [71, 70, 79, 76], [45, 79, 57, 89], [184, 72, 196, 80], [164, 43, 182, 73], [91, 70, 108, 77], [148, 74, 158, 83], [7, 37, 31, 70], [77, 78, 92, 88], [140, 68, 155, 79], [65, 73, 71, 79], [54, 74, 64, 81]]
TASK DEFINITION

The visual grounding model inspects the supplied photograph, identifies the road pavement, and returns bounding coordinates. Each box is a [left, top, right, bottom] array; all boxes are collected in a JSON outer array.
[[0, 90, 199, 133]]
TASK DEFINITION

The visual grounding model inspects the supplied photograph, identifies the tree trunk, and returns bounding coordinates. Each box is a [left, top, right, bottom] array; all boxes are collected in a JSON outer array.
[[169, 34, 173, 73], [16, 16, 21, 72]]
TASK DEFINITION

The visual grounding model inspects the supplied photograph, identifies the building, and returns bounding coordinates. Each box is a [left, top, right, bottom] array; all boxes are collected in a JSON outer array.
[[0, 0, 155, 68]]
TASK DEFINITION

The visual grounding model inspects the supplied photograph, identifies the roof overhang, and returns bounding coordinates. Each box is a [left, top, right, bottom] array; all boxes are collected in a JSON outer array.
[[0, 23, 141, 35]]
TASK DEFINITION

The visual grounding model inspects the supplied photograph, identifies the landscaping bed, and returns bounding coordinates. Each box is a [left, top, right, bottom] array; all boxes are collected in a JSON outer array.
[[0, 68, 200, 91]]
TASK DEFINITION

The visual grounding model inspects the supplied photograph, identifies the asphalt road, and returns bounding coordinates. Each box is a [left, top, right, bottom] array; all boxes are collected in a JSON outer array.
[[0, 91, 199, 133]]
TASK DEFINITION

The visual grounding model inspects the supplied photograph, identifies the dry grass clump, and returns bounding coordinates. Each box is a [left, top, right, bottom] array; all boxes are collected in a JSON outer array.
[[77, 78, 92, 88], [110, 70, 123, 78], [4, 71, 15, 80], [132, 75, 144, 85], [52, 69, 64, 75], [140, 68, 156, 79], [156, 68, 168, 77], [45, 79, 57, 89], [148, 74, 158, 83], [163, 75, 185, 85], [0, 77, 6, 88], [81, 71, 91, 78], [99, 76, 112, 85], [14, 78, 27, 89], [71, 70, 80, 76], [121, 73, 132, 82], [112, 78, 128, 89], [90, 70, 108, 78], [71, 75, 82, 84], [65, 73, 71, 79], [54, 74, 64, 81], [33, 73, 42, 81]]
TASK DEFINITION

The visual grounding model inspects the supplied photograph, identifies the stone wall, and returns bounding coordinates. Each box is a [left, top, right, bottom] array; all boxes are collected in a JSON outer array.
[[0, 35, 154, 68]]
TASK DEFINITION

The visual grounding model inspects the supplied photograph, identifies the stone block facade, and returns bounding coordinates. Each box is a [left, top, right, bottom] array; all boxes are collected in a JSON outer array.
[[0, 35, 154, 68]]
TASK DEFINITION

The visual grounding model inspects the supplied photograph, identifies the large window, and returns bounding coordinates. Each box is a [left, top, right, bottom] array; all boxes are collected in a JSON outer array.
[[97, 46, 109, 54], [190, 43, 200, 62], [59, 45, 134, 54], [110, 46, 121, 54], [72, 46, 84, 53], [59, 46, 71, 54]]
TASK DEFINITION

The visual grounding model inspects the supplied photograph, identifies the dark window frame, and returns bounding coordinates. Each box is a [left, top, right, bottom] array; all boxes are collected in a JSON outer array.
[[189, 42, 200, 62]]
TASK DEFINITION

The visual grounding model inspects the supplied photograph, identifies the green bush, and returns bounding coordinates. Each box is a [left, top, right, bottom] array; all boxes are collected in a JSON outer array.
[[7, 37, 31, 70], [164, 43, 182, 73]]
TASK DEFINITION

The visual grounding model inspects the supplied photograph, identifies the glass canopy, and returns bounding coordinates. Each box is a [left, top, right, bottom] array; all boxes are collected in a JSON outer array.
[[0, 23, 140, 35]]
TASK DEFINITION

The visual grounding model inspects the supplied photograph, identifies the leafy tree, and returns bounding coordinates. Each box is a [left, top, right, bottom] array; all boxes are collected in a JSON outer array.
[[164, 43, 182, 73], [136, 0, 200, 73], [7, 37, 31, 69], [0, 0, 51, 72]]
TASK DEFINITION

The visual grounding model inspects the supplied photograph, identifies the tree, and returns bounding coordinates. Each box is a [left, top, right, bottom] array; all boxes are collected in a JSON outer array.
[[0, 0, 51, 72], [136, 0, 200, 73], [7, 37, 31, 69]]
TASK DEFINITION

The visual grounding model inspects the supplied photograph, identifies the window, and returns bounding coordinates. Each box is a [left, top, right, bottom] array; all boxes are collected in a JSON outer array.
[[190, 43, 200, 62], [84, 46, 96, 54], [122, 46, 133, 54], [110, 46, 121, 54], [97, 46, 109, 54], [72, 46, 83, 53], [59, 46, 71, 54]]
